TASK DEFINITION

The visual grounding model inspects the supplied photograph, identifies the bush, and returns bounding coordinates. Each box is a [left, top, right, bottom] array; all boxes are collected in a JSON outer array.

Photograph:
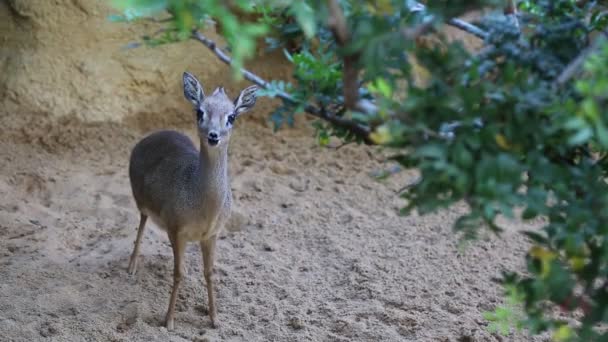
[[109, 0, 608, 340]]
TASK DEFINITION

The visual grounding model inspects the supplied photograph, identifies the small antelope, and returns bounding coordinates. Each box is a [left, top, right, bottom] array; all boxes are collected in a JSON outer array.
[[127, 71, 258, 329]]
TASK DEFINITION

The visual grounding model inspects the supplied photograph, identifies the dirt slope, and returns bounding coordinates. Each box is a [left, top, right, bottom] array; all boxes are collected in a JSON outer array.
[[0, 0, 290, 126]]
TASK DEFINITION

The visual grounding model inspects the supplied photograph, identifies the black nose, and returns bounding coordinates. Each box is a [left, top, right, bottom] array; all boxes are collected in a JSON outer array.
[[208, 132, 218, 140]]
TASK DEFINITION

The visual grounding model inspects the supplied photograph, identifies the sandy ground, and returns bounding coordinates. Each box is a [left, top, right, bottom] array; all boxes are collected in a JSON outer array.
[[0, 111, 550, 342]]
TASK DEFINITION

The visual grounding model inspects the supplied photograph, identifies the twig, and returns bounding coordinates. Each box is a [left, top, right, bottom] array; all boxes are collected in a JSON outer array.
[[191, 31, 267, 85], [400, 18, 487, 47], [191, 30, 374, 144], [145, 17, 173, 23], [401, 21, 436, 40], [326, 140, 356, 150], [447, 18, 488, 40], [395, 176, 422, 194], [407, 1, 489, 40]]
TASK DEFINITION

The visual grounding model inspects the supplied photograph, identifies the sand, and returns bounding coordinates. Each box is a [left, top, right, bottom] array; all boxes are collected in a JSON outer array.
[[0, 111, 551, 341]]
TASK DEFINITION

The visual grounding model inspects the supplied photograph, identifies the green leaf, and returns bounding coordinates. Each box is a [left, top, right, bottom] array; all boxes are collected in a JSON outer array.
[[568, 127, 593, 146], [318, 130, 330, 146], [289, 2, 316, 39], [414, 144, 445, 160], [596, 121, 608, 148], [368, 77, 393, 98], [521, 207, 539, 220], [107, 14, 128, 22]]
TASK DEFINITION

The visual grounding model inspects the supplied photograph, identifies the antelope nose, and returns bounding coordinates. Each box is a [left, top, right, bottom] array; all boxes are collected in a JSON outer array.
[[208, 132, 218, 140]]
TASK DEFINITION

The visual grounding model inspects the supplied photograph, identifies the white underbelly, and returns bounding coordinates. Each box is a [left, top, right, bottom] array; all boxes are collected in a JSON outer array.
[[142, 208, 223, 241], [143, 210, 169, 232], [180, 222, 218, 241]]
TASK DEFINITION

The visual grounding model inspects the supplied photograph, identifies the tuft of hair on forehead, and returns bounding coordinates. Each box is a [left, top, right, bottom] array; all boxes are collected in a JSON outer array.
[[211, 87, 227, 97], [201, 88, 236, 119]]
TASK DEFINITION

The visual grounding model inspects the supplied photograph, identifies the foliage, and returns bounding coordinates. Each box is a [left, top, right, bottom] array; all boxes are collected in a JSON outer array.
[[110, 0, 272, 76], [109, 0, 608, 340], [483, 283, 526, 336]]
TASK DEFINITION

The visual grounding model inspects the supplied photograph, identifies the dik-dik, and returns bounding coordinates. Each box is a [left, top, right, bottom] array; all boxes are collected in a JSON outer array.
[[127, 71, 258, 329]]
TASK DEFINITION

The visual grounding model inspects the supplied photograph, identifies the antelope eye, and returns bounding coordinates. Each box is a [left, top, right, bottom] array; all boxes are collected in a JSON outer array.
[[196, 109, 205, 121], [227, 114, 236, 126]]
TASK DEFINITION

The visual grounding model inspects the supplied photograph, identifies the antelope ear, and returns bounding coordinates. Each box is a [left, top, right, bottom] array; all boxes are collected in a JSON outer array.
[[233, 85, 258, 115], [183, 72, 205, 106]]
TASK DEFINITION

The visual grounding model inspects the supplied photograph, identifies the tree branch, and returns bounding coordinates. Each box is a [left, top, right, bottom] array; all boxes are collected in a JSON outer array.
[[191, 30, 374, 144], [327, 0, 359, 111], [190, 2, 492, 146], [327, 0, 490, 118], [326, 0, 349, 44], [503, 0, 520, 30]]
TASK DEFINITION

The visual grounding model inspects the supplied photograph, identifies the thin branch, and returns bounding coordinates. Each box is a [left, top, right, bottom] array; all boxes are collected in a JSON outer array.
[[408, 1, 489, 40], [191, 30, 374, 144], [447, 18, 488, 40], [401, 17, 487, 41], [401, 21, 436, 40], [192, 31, 267, 85], [146, 17, 173, 23], [395, 176, 422, 194], [325, 140, 356, 150]]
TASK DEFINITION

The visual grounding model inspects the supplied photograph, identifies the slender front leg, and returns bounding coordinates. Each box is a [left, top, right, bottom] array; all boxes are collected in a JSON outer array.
[[200, 236, 218, 327], [128, 213, 148, 274], [165, 231, 186, 331]]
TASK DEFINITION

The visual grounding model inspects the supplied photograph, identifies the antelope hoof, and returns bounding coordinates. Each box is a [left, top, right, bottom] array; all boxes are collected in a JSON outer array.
[[127, 257, 138, 275], [165, 316, 175, 331]]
